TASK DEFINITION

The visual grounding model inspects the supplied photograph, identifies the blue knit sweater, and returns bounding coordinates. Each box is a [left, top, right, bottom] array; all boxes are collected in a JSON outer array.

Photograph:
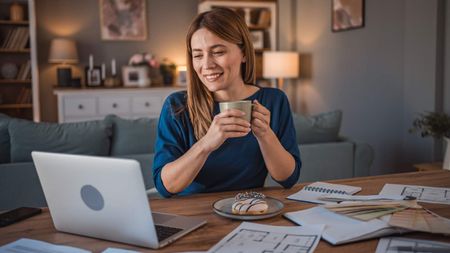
[[153, 87, 301, 198]]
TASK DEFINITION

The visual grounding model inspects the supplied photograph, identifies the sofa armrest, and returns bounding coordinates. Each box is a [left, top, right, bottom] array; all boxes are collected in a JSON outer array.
[[0, 162, 47, 210], [339, 136, 375, 176], [353, 142, 374, 177]]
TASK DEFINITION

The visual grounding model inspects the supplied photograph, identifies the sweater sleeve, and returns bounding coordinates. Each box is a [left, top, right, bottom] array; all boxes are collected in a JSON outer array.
[[152, 96, 187, 198], [270, 92, 302, 188]]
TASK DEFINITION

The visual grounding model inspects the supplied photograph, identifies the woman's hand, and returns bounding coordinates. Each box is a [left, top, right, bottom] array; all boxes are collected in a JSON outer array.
[[251, 100, 272, 139], [199, 109, 251, 153]]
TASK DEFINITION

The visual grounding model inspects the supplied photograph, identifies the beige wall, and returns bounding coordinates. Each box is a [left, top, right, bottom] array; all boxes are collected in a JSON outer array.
[[35, 0, 198, 122]]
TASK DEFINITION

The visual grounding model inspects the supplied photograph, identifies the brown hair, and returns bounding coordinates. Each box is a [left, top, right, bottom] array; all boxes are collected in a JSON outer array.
[[185, 7, 256, 140]]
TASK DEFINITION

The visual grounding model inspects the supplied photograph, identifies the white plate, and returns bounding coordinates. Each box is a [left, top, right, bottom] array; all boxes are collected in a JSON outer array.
[[212, 197, 284, 220]]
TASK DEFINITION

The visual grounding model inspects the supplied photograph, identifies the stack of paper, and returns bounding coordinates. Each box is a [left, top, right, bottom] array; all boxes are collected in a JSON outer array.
[[324, 200, 419, 221]]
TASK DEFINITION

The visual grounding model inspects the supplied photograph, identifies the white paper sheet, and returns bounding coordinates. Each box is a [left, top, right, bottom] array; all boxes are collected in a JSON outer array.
[[207, 222, 324, 253], [380, 184, 450, 205], [375, 237, 450, 253], [102, 248, 141, 253], [283, 206, 408, 245], [0, 238, 91, 253]]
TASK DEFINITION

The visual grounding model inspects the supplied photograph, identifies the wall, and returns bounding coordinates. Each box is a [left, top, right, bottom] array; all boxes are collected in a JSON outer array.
[[35, 0, 198, 122], [289, 0, 445, 174]]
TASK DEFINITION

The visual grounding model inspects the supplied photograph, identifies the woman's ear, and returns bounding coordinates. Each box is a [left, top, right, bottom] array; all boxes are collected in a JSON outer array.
[[242, 55, 246, 63]]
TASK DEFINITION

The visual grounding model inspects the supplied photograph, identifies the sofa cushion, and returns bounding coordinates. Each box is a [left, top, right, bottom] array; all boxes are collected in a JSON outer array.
[[115, 153, 155, 190], [0, 114, 10, 164], [9, 118, 113, 162], [105, 115, 158, 156], [293, 110, 342, 144]]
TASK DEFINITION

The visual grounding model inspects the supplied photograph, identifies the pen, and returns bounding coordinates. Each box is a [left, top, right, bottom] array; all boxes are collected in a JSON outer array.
[[388, 246, 450, 252]]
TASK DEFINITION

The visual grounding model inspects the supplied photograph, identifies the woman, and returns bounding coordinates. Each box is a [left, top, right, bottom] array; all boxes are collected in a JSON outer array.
[[153, 7, 301, 198]]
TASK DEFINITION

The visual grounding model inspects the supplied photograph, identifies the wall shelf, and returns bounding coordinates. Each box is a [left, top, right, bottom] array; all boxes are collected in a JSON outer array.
[[0, 20, 29, 25], [0, 79, 32, 84], [0, 0, 39, 121], [0, 48, 30, 53], [0, 104, 32, 109]]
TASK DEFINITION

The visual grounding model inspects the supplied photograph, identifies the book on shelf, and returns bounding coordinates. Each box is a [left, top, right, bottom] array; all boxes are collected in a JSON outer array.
[[1, 27, 29, 50], [16, 87, 32, 104], [16, 60, 31, 80], [257, 9, 271, 27]]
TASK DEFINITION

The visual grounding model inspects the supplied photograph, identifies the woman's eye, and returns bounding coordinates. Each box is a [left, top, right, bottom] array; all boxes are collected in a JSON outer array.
[[212, 51, 225, 56], [193, 54, 203, 59]]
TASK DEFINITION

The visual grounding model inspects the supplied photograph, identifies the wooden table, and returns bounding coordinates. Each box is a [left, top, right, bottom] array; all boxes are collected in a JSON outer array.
[[1, 171, 450, 252], [414, 162, 443, 171]]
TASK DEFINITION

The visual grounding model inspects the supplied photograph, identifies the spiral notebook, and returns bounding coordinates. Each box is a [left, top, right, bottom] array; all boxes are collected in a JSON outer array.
[[287, 182, 362, 204]]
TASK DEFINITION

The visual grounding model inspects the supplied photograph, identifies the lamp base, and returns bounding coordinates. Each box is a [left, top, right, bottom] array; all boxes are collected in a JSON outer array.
[[57, 67, 72, 86]]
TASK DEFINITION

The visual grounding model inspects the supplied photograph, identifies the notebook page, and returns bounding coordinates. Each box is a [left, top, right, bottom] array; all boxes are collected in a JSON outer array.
[[287, 182, 362, 204]]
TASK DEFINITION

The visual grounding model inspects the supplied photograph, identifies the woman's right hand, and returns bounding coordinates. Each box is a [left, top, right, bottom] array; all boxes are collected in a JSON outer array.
[[199, 109, 251, 153]]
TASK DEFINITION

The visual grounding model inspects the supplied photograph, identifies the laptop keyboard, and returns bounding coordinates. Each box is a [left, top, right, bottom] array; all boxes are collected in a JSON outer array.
[[155, 224, 183, 242]]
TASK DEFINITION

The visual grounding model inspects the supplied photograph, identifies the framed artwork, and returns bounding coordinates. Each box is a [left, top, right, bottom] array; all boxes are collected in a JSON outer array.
[[85, 67, 102, 87], [122, 66, 150, 87], [250, 30, 264, 50], [332, 0, 364, 32], [99, 0, 147, 41]]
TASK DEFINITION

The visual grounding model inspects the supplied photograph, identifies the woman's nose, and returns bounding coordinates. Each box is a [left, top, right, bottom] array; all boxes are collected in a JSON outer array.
[[204, 55, 216, 69]]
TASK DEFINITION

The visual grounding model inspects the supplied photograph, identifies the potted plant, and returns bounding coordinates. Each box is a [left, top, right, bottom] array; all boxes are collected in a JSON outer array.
[[410, 111, 450, 170]]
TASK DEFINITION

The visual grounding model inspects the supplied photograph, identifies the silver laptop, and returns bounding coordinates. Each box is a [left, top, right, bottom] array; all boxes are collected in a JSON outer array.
[[31, 151, 206, 249]]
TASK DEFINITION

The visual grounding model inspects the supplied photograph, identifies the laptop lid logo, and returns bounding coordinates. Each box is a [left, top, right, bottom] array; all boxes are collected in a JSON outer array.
[[80, 185, 104, 211]]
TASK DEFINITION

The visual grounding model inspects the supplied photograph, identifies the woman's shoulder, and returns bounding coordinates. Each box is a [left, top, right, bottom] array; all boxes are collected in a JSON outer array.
[[256, 87, 288, 101], [165, 90, 187, 104]]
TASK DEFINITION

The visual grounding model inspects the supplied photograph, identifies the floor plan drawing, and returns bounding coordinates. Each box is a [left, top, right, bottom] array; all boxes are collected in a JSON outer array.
[[208, 222, 323, 253], [380, 184, 450, 205]]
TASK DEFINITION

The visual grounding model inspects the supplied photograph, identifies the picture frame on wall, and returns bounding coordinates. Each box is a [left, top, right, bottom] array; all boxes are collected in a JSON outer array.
[[99, 0, 147, 41], [332, 0, 365, 32], [85, 66, 102, 87], [250, 30, 264, 50]]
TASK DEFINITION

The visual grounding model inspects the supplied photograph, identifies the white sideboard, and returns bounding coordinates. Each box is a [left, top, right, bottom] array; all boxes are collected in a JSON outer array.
[[54, 87, 184, 123]]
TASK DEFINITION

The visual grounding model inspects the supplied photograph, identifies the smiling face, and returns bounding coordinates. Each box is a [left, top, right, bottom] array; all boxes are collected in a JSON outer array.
[[190, 28, 246, 93]]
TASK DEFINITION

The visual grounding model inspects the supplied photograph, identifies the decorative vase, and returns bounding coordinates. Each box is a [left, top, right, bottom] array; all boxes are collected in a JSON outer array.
[[444, 137, 450, 170], [10, 2, 24, 22]]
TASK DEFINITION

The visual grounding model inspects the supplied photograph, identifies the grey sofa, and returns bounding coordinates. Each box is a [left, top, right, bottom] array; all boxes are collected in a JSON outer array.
[[0, 110, 374, 210]]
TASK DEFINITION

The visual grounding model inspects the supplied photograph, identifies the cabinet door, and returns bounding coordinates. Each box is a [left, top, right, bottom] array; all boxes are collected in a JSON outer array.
[[98, 97, 130, 116], [131, 96, 162, 114], [63, 97, 96, 117]]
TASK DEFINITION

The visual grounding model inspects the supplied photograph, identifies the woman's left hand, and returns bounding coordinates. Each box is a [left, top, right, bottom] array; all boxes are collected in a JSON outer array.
[[251, 100, 272, 139]]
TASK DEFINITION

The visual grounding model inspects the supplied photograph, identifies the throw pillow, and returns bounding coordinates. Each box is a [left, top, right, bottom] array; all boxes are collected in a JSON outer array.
[[0, 113, 10, 163], [105, 114, 158, 156], [9, 118, 113, 162], [293, 110, 342, 144]]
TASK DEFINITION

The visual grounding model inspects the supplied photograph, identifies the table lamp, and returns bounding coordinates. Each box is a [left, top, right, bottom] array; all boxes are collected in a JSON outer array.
[[262, 51, 299, 89], [49, 38, 78, 86]]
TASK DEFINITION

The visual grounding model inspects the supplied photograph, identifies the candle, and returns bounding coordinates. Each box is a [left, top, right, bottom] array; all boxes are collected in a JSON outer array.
[[111, 59, 116, 76], [89, 54, 93, 71], [101, 63, 106, 80]]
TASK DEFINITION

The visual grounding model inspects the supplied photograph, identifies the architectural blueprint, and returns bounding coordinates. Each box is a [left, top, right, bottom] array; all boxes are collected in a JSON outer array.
[[380, 184, 450, 205], [207, 222, 324, 253], [376, 237, 450, 253]]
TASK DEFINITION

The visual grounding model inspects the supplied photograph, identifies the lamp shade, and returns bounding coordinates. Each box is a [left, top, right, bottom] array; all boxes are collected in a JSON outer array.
[[48, 38, 79, 64], [262, 51, 299, 78]]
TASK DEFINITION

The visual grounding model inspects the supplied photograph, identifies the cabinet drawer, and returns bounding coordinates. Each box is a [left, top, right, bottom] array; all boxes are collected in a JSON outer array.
[[63, 97, 96, 117], [132, 96, 162, 114], [98, 97, 130, 115]]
